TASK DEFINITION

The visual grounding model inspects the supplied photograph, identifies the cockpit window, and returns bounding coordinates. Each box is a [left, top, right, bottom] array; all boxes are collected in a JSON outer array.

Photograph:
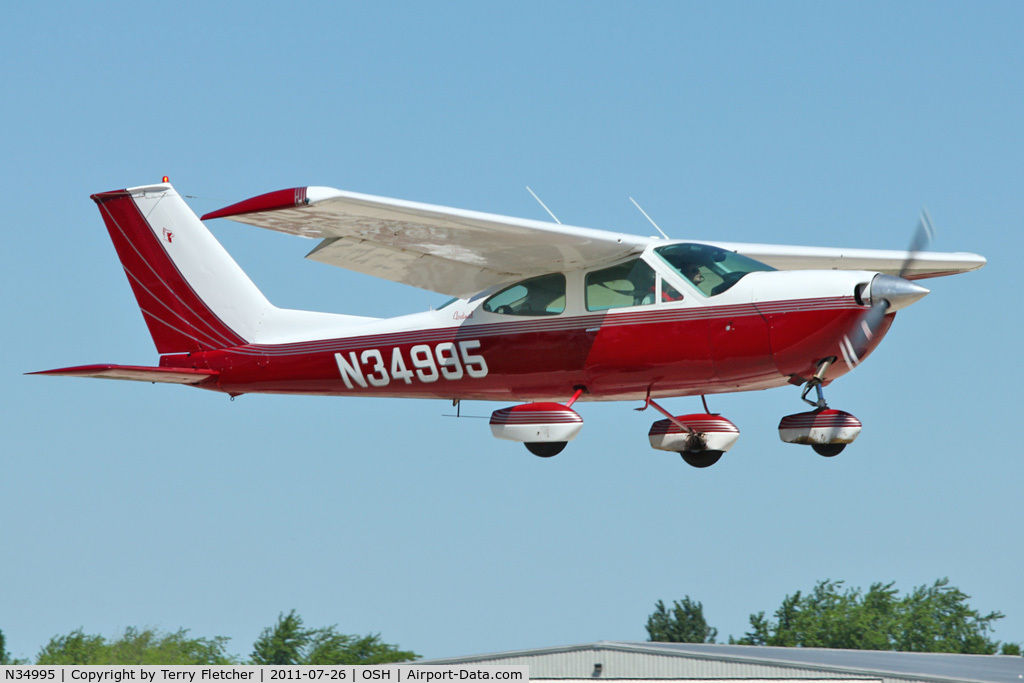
[[482, 273, 566, 316], [655, 243, 775, 296], [586, 259, 656, 310]]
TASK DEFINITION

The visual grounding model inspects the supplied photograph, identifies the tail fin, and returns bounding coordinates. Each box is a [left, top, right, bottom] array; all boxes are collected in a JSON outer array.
[[92, 182, 271, 354]]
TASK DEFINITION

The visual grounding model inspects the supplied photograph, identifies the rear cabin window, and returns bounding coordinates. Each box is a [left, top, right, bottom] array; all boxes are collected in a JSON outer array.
[[482, 273, 566, 316], [585, 259, 656, 311]]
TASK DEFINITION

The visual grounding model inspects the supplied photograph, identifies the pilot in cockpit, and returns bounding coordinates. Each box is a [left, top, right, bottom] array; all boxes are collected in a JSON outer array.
[[681, 263, 705, 286]]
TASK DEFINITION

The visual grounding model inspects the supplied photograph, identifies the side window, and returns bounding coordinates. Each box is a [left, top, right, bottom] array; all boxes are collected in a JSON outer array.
[[482, 274, 566, 316], [586, 259, 656, 311], [661, 278, 683, 302]]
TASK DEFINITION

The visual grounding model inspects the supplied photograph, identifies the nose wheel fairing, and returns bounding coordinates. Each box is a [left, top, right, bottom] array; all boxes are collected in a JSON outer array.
[[779, 408, 863, 448]]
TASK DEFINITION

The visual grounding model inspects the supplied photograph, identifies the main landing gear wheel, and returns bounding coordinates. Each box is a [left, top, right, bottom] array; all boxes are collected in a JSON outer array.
[[525, 442, 567, 457], [680, 450, 724, 468], [812, 443, 846, 457]]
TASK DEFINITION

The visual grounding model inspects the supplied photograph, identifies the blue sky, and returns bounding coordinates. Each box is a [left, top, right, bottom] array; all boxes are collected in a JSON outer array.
[[2, 0, 1021, 661]]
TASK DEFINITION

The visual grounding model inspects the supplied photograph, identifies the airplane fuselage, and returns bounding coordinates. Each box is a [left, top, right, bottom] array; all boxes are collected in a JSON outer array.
[[163, 268, 890, 403]]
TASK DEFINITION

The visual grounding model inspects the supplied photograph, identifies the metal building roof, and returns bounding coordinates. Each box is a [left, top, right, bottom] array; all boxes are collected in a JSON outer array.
[[420, 641, 1024, 683]]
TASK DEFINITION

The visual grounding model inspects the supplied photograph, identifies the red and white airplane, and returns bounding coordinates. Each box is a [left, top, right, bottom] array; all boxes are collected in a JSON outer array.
[[35, 180, 985, 466]]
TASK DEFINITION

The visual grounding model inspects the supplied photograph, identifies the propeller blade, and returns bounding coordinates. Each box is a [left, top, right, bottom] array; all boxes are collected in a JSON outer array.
[[840, 300, 889, 368], [898, 209, 935, 279]]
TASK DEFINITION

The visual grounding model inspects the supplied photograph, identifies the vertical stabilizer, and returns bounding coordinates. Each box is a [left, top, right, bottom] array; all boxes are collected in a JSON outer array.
[[92, 183, 271, 354]]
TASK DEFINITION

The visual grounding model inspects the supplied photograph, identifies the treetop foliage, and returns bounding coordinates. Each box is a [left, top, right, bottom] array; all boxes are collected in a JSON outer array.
[[646, 597, 718, 643], [250, 610, 418, 665], [35, 628, 233, 665], [649, 579, 1018, 655], [731, 578, 1008, 654], [20, 612, 417, 665]]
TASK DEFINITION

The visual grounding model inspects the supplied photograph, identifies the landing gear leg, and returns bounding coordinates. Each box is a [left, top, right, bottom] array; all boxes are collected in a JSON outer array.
[[800, 357, 835, 409]]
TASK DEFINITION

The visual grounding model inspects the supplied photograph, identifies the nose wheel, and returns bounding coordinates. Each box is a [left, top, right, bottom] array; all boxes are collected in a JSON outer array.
[[811, 443, 846, 457], [780, 358, 862, 457]]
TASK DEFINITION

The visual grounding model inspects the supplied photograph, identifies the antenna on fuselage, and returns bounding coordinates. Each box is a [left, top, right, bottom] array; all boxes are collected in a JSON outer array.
[[629, 197, 670, 239], [526, 186, 562, 224]]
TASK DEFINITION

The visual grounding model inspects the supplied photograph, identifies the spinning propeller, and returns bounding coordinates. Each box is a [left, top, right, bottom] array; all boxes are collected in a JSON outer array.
[[839, 210, 934, 367]]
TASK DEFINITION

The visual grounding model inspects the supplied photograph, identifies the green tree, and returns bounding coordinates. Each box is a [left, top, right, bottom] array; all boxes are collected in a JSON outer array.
[[250, 611, 417, 665], [735, 578, 1005, 654], [35, 628, 234, 664], [894, 579, 1003, 654], [251, 611, 309, 665], [646, 597, 718, 643]]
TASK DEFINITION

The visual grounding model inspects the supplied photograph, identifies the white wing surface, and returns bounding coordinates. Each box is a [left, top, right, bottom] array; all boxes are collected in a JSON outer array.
[[204, 187, 985, 297], [709, 242, 986, 280], [203, 187, 650, 298]]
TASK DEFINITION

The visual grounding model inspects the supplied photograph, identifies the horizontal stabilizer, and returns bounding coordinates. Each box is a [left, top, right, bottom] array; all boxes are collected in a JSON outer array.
[[30, 364, 218, 385]]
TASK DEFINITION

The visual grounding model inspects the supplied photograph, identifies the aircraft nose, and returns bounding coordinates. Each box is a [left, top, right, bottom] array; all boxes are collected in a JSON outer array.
[[868, 273, 929, 312]]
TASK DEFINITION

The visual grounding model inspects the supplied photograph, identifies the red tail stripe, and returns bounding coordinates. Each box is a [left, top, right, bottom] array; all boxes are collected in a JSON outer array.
[[94, 191, 246, 354], [121, 264, 241, 350]]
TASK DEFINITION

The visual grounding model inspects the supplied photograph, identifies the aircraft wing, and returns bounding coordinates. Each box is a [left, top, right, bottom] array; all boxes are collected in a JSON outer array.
[[204, 187, 985, 296], [708, 242, 986, 280], [203, 187, 651, 298]]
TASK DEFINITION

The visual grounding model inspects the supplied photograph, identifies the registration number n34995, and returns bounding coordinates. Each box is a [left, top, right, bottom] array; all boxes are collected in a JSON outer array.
[[334, 339, 488, 389]]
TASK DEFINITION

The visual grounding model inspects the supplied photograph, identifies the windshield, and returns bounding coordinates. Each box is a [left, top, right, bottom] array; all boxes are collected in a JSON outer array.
[[655, 243, 775, 297]]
